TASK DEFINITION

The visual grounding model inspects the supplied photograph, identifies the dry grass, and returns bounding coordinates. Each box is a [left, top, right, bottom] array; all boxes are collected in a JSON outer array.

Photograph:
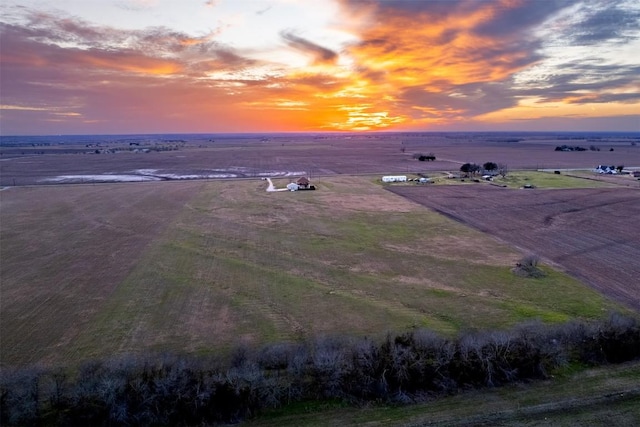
[[1, 177, 626, 367], [0, 182, 204, 366]]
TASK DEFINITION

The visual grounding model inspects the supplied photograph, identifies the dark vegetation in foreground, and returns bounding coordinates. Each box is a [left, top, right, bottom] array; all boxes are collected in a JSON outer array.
[[2, 313, 639, 426]]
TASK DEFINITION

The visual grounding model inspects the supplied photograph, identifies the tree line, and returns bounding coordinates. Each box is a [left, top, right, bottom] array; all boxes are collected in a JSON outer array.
[[460, 162, 508, 177], [2, 313, 639, 426]]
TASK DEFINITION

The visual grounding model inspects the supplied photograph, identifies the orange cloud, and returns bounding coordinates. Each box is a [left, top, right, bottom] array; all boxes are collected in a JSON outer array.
[[74, 50, 183, 75], [1, 1, 639, 134], [238, 0, 552, 131]]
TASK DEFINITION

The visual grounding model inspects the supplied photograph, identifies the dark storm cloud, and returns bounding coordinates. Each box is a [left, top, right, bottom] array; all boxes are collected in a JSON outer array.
[[280, 31, 339, 65]]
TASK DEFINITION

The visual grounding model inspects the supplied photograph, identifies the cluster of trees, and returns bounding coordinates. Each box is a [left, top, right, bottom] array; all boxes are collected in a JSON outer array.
[[413, 153, 436, 161], [555, 145, 587, 151], [2, 313, 639, 426], [460, 163, 482, 175], [460, 162, 507, 177], [90, 145, 181, 155], [554, 145, 619, 152]]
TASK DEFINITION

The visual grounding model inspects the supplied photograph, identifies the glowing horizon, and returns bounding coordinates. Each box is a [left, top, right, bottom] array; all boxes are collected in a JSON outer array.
[[1, 0, 639, 135]]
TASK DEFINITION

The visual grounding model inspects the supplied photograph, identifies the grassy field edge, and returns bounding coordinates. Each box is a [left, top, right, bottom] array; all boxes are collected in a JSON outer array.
[[249, 359, 640, 426]]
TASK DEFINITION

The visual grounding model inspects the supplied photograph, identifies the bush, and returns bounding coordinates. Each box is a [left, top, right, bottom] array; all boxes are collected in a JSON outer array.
[[415, 153, 436, 161], [513, 255, 546, 278]]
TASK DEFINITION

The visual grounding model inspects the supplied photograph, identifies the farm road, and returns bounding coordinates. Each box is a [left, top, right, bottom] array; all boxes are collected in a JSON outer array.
[[265, 177, 289, 192], [389, 185, 640, 311]]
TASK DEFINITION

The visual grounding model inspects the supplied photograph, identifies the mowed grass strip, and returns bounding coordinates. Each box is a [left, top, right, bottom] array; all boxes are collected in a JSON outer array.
[[67, 176, 623, 363]]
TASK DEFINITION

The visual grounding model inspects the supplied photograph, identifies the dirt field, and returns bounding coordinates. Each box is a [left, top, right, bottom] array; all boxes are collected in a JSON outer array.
[[389, 185, 640, 311], [2, 133, 639, 186], [1, 177, 625, 367]]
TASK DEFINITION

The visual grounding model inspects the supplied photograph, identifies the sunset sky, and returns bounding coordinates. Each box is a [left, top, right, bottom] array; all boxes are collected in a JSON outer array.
[[1, 0, 639, 135]]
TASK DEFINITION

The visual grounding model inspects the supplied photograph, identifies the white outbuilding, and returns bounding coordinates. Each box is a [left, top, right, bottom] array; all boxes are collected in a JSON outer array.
[[382, 175, 407, 183]]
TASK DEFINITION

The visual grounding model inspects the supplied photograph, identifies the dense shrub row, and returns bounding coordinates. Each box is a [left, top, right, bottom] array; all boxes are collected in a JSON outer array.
[[2, 312, 639, 426]]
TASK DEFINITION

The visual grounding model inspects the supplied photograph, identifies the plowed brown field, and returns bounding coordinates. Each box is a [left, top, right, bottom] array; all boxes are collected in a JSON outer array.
[[389, 185, 640, 310]]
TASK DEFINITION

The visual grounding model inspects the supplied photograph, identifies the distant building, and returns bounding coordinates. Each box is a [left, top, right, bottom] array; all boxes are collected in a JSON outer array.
[[594, 165, 617, 174], [286, 183, 299, 191], [382, 175, 407, 183]]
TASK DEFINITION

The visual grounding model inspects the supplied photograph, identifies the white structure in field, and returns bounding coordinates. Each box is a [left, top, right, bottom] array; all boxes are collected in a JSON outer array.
[[594, 165, 617, 174], [382, 175, 407, 183], [286, 183, 299, 191]]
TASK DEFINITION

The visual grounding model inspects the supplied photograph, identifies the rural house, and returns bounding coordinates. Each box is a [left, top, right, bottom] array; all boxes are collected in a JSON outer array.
[[297, 176, 310, 189]]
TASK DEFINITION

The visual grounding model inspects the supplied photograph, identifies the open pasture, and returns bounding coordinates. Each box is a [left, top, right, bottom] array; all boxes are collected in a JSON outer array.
[[493, 170, 634, 189], [2, 132, 639, 186], [0, 181, 205, 366], [1, 176, 626, 367], [389, 185, 640, 310]]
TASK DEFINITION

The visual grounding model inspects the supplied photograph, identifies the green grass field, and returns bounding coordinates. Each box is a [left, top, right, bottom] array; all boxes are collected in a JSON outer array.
[[404, 170, 620, 189], [493, 170, 619, 189], [0, 176, 629, 367]]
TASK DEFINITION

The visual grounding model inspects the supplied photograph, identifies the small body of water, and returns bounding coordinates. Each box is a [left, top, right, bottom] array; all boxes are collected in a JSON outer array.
[[39, 169, 310, 183]]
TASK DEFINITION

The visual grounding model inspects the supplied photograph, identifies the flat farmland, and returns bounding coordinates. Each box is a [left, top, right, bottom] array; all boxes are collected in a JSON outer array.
[[0, 177, 626, 367], [389, 185, 640, 310], [2, 133, 639, 186], [0, 181, 205, 366]]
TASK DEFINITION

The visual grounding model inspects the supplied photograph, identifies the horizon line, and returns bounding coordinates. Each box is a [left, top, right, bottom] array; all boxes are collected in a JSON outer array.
[[2, 130, 640, 138]]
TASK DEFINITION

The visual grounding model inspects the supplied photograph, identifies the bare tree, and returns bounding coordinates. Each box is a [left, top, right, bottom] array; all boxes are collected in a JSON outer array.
[[498, 163, 508, 178]]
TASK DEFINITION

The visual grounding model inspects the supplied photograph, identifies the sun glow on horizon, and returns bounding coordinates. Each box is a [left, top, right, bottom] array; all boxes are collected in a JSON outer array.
[[1, 0, 638, 134]]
